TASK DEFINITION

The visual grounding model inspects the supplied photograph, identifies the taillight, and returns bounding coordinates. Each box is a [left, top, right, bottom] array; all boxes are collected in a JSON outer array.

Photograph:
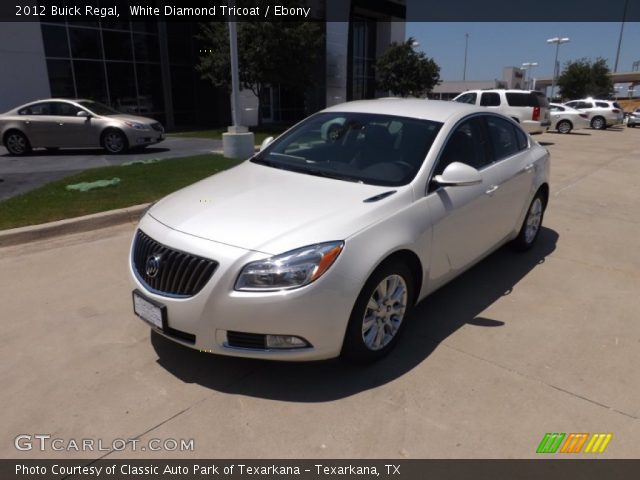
[[532, 106, 540, 121], [612, 109, 620, 113]]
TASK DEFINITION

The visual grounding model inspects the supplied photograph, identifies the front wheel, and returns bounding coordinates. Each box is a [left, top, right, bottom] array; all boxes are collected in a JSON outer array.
[[102, 129, 128, 154], [342, 262, 415, 362], [4, 131, 31, 156], [512, 192, 546, 251]]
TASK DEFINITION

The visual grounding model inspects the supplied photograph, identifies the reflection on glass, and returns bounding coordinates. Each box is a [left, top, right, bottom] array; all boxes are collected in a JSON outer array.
[[69, 27, 103, 59], [74, 60, 108, 103], [46, 60, 75, 97], [42, 25, 70, 58], [102, 30, 133, 61]]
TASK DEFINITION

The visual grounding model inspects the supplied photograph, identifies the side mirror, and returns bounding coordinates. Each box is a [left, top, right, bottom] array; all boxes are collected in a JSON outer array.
[[76, 110, 91, 118], [259, 136, 274, 152], [433, 162, 482, 187]]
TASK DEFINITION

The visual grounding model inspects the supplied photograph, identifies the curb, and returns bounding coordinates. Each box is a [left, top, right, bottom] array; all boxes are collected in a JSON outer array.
[[0, 203, 150, 248]]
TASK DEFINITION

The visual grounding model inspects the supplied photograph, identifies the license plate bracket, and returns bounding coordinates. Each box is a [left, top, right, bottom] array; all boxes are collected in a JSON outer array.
[[132, 289, 167, 330]]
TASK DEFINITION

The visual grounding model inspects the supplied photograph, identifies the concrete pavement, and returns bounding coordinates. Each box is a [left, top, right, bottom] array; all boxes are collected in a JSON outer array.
[[1, 127, 639, 460], [0, 137, 222, 200]]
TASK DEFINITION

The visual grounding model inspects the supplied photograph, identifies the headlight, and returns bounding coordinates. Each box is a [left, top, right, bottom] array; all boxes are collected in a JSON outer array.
[[235, 241, 344, 291], [123, 121, 149, 130]]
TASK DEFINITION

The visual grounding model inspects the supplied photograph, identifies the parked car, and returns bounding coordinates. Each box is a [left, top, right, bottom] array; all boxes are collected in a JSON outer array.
[[563, 99, 624, 130], [549, 103, 590, 134], [129, 99, 550, 362], [0, 98, 164, 155], [625, 108, 640, 128], [452, 89, 551, 134]]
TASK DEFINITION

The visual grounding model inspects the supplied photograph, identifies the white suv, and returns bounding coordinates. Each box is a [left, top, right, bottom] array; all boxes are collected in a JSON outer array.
[[453, 89, 551, 134], [563, 99, 624, 130]]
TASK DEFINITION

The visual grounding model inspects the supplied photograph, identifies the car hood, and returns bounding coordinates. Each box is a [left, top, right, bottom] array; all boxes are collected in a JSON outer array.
[[148, 161, 413, 254]]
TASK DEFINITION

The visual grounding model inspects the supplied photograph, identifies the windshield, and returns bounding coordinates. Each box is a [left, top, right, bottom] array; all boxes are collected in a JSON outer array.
[[252, 112, 442, 187], [77, 101, 120, 116]]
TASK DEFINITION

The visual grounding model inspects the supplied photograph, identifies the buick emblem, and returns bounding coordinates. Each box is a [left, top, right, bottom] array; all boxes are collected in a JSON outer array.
[[145, 254, 162, 278]]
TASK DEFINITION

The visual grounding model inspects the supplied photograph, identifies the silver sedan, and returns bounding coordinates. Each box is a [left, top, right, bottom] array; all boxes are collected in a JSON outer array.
[[0, 98, 164, 155], [549, 103, 590, 134]]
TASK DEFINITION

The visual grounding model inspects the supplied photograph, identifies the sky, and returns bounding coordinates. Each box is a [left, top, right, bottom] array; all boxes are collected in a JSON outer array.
[[406, 22, 640, 83]]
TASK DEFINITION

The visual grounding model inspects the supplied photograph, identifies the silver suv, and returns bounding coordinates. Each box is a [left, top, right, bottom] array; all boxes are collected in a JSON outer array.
[[453, 89, 551, 134], [563, 99, 624, 130]]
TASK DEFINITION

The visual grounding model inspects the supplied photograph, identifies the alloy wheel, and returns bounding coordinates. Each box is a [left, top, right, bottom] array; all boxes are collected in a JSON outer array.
[[524, 198, 543, 244], [104, 132, 125, 153], [361, 274, 408, 351], [6, 133, 27, 154]]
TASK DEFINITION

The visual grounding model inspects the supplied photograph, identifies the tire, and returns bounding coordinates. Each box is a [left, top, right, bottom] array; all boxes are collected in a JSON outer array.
[[591, 116, 605, 130], [102, 129, 128, 154], [512, 191, 546, 251], [342, 262, 415, 362], [4, 130, 31, 156], [556, 120, 572, 134]]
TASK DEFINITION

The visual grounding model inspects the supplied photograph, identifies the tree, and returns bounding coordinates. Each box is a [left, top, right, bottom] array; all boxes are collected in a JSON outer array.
[[375, 38, 440, 97], [196, 3, 322, 124], [557, 58, 613, 100]]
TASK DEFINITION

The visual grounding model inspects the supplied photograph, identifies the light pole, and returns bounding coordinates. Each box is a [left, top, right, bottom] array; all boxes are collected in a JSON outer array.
[[547, 36, 570, 100], [522, 62, 538, 90], [614, 0, 629, 73], [463, 33, 469, 81]]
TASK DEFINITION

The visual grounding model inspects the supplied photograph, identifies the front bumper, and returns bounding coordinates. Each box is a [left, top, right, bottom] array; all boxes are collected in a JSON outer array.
[[125, 128, 164, 146], [128, 215, 360, 361]]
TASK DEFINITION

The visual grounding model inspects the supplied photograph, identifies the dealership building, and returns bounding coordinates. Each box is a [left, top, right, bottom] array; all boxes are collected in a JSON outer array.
[[0, 0, 406, 129]]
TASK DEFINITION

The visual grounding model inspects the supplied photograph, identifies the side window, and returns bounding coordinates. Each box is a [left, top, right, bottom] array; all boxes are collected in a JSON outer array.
[[480, 92, 500, 107], [550, 105, 563, 112], [18, 102, 53, 115], [486, 116, 519, 161], [433, 117, 489, 181], [582, 102, 594, 109], [514, 126, 528, 151], [455, 92, 477, 105], [53, 102, 82, 116]]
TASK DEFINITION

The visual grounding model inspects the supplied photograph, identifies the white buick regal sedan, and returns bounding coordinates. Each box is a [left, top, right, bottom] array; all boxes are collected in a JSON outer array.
[[129, 99, 549, 362]]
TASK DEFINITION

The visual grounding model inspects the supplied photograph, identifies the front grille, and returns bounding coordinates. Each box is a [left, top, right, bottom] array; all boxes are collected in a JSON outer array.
[[227, 331, 267, 350], [132, 230, 217, 297], [150, 122, 163, 132]]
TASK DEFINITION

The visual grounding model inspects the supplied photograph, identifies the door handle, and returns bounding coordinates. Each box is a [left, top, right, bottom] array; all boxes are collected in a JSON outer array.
[[23, 120, 30, 125], [57, 122, 65, 126], [522, 163, 535, 173], [485, 185, 499, 195]]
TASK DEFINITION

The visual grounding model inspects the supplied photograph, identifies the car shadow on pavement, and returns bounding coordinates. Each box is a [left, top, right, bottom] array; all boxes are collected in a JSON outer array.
[[1, 147, 170, 157], [151, 227, 558, 402]]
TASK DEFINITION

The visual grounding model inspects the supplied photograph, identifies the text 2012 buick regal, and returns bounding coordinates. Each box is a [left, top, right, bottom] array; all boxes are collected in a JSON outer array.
[[129, 99, 549, 362]]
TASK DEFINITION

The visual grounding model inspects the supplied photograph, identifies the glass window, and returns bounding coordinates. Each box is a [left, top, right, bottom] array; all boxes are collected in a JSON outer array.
[[19, 102, 54, 115], [102, 30, 133, 61], [514, 126, 528, 151], [454, 92, 477, 104], [595, 102, 609, 108], [480, 92, 500, 107], [505, 92, 539, 107], [41, 25, 70, 58], [77, 101, 120, 115], [487, 116, 519, 161], [46, 59, 75, 97], [69, 27, 103, 59], [131, 21, 158, 34], [133, 33, 160, 62], [106, 62, 138, 112], [52, 102, 82, 116], [100, 19, 131, 31], [136, 63, 164, 113], [73, 60, 108, 103], [254, 112, 442, 187], [435, 117, 489, 177]]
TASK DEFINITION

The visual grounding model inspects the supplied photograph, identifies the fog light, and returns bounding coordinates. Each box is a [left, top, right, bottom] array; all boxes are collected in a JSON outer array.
[[266, 335, 309, 349]]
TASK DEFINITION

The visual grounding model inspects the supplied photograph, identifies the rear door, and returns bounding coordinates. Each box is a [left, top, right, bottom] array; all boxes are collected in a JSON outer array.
[[481, 115, 535, 240], [17, 102, 58, 147]]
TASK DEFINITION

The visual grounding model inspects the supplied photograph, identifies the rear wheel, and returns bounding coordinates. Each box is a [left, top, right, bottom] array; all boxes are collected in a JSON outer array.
[[512, 191, 546, 251], [557, 120, 572, 134], [342, 262, 415, 362], [102, 129, 128, 154], [591, 116, 605, 130], [4, 131, 31, 156]]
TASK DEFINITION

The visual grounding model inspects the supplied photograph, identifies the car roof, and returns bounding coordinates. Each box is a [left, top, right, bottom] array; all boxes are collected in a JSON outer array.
[[321, 98, 481, 123]]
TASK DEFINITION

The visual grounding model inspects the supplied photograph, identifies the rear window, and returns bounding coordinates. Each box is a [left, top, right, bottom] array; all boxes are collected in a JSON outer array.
[[506, 92, 548, 108]]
